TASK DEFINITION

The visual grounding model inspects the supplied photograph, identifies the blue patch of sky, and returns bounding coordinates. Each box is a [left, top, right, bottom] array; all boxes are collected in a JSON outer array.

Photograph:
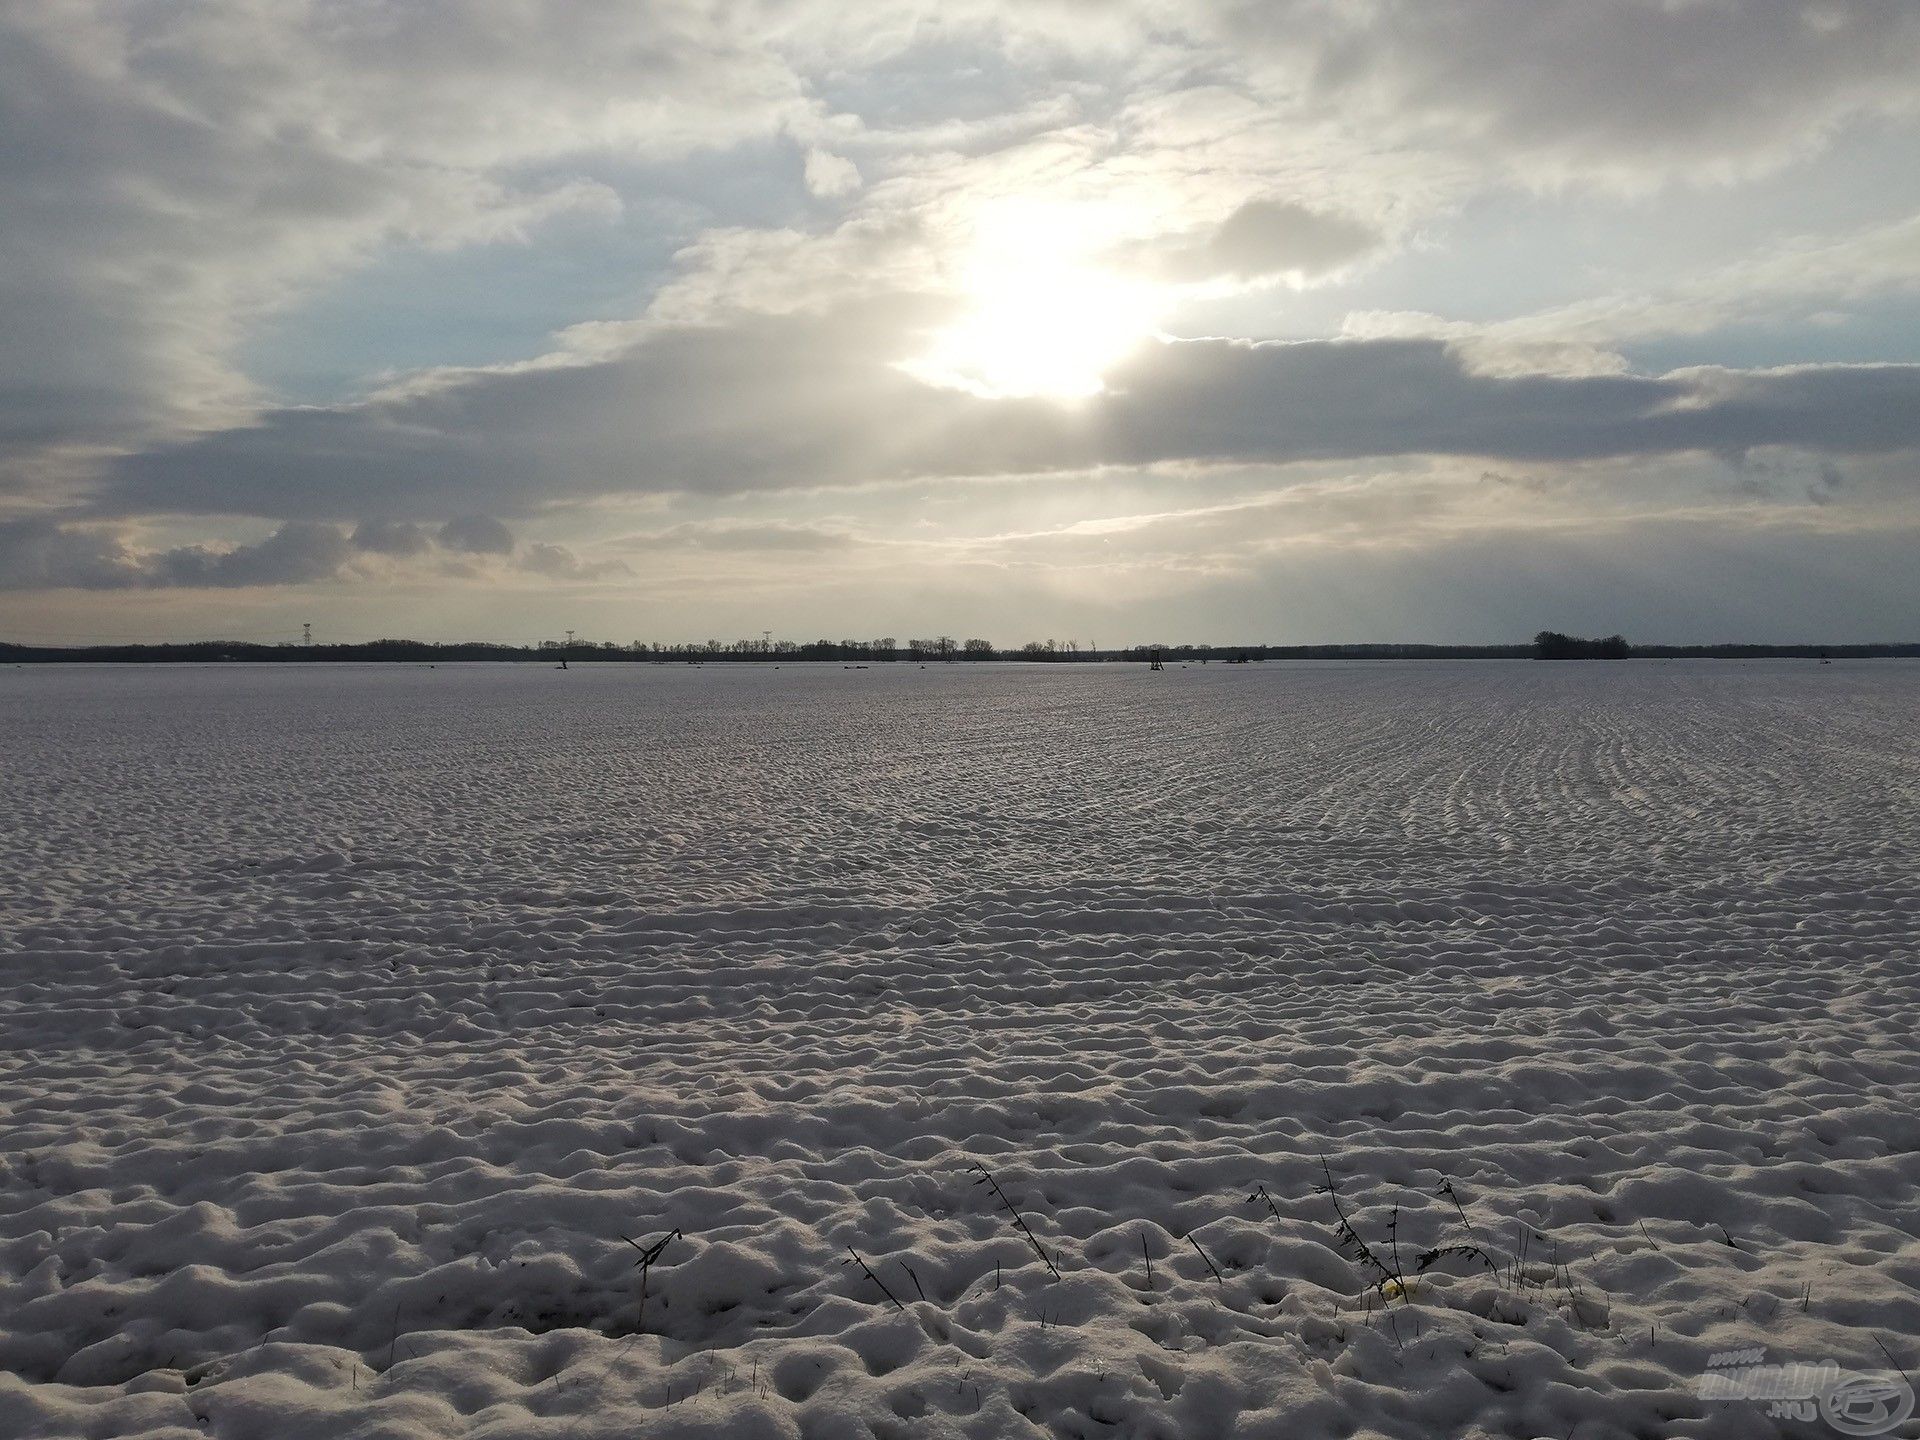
[[809, 30, 1119, 148], [241, 137, 825, 405], [1171, 119, 1920, 365], [1621, 299, 1920, 372]]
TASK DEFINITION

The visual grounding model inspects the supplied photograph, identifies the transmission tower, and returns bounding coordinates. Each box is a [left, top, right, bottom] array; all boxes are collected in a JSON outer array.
[[302, 622, 312, 646]]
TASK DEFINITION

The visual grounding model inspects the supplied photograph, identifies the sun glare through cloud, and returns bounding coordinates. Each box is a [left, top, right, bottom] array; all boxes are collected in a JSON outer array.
[[903, 197, 1167, 400]]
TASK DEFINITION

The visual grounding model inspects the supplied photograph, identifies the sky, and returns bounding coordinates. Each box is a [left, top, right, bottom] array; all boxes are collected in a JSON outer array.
[[3, 1, 1920, 647]]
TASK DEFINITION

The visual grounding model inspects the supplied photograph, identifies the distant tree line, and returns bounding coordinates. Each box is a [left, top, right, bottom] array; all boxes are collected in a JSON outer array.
[[5, 635, 1916, 665], [1532, 630, 1632, 660]]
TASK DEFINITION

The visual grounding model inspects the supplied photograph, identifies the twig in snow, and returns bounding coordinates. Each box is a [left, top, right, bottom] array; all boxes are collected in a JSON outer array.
[[1248, 1182, 1284, 1225], [1141, 1231, 1154, 1292], [1416, 1242, 1501, 1279], [1316, 1153, 1401, 1300], [969, 1161, 1061, 1281], [621, 1228, 681, 1334], [902, 1261, 929, 1303], [1436, 1177, 1482, 1247], [1186, 1233, 1224, 1286], [1873, 1335, 1913, 1395], [843, 1246, 906, 1311]]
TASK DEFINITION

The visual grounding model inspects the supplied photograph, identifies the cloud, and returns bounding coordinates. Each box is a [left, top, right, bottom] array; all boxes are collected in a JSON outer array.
[[7, 1, 1920, 637], [1345, 211, 1920, 369], [351, 519, 431, 556], [0, 519, 351, 590], [521, 542, 631, 580], [152, 522, 354, 588], [622, 519, 860, 552], [803, 149, 863, 199], [0, 520, 148, 591], [0, 0, 812, 490], [0, 513, 644, 591], [1170, 200, 1380, 282], [9, 0, 1918, 495], [91, 303, 1920, 525], [1217, 0, 1920, 186], [437, 514, 516, 555], [1339, 311, 1633, 380]]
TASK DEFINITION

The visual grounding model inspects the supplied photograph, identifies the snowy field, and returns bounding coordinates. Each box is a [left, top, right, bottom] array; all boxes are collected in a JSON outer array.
[[2, 659, 1917, 1440]]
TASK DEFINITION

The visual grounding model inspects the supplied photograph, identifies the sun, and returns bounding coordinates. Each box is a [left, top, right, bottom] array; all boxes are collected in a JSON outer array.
[[903, 197, 1165, 401]]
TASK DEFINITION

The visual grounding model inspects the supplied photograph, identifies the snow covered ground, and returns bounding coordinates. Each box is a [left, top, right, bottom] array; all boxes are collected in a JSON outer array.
[[2, 659, 1916, 1440]]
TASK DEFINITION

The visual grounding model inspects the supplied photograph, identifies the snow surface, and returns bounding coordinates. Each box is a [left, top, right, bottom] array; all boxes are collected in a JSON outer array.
[[1, 659, 1916, 1440]]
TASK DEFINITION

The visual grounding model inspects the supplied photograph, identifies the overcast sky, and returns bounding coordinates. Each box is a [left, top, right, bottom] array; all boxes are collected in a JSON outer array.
[[3, 1, 1919, 646]]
